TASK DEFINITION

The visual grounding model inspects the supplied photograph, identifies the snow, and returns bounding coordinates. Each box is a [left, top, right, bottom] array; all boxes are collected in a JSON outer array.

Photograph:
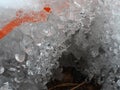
[[0, 0, 42, 10], [0, 0, 120, 90]]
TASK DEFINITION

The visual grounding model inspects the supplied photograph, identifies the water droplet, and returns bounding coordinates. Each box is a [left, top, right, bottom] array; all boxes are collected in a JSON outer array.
[[91, 49, 99, 57], [8, 67, 16, 72], [0, 66, 4, 74], [15, 53, 25, 63], [14, 78, 21, 83], [113, 49, 118, 55], [117, 79, 120, 86], [36, 43, 41, 47]]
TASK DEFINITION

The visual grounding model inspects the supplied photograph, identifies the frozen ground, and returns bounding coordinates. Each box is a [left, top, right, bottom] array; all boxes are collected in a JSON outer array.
[[0, 0, 120, 90]]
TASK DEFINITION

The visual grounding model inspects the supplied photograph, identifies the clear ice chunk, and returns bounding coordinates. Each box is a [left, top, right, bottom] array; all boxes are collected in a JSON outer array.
[[0, 66, 4, 74]]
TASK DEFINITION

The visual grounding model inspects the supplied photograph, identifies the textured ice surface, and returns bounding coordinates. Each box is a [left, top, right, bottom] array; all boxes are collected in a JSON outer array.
[[0, 0, 120, 90], [0, 0, 43, 10], [0, 0, 84, 90], [69, 0, 120, 90]]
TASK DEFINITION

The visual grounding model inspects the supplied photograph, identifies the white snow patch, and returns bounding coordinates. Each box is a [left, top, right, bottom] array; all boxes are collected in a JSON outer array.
[[0, 0, 43, 10]]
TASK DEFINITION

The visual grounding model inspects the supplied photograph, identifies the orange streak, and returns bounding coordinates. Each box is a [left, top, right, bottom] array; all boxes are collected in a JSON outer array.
[[0, 6, 51, 39]]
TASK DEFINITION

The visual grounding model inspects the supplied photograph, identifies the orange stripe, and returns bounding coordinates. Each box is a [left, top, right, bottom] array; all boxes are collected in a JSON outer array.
[[0, 6, 51, 39]]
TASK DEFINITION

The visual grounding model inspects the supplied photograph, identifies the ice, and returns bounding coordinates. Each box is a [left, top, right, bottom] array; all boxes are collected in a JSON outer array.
[[0, 0, 120, 90], [0, 66, 4, 74], [15, 53, 26, 63], [68, 0, 120, 90], [0, 82, 12, 90], [0, 0, 42, 10], [0, 0, 96, 89], [117, 79, 120, 86], [1, 0, 76, 88]]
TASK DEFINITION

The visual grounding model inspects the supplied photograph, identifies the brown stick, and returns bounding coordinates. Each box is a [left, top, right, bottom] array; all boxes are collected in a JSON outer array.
[[70, 82, 85, 90], [49, 83, 78, 90]]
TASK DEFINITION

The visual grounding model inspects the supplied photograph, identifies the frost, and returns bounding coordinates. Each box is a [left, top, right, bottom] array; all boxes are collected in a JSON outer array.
[[0, 0, 84, 89], [0, 0, 120, 90], [0, 82, 12, 90]]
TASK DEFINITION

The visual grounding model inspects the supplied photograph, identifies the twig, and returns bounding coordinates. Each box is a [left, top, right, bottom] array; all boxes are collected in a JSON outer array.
[[49, 83, 78, 90], [70, 82, 85, 90]]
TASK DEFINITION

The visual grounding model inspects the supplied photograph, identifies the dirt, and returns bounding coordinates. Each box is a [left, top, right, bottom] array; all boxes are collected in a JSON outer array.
[[47, 67, 101, 90]]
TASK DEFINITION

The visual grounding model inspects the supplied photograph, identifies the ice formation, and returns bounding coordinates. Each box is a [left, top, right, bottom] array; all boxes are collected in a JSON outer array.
[[0, 0, 120, 90], [69, 0, 120, 90], [0, 0, 84, 89]]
